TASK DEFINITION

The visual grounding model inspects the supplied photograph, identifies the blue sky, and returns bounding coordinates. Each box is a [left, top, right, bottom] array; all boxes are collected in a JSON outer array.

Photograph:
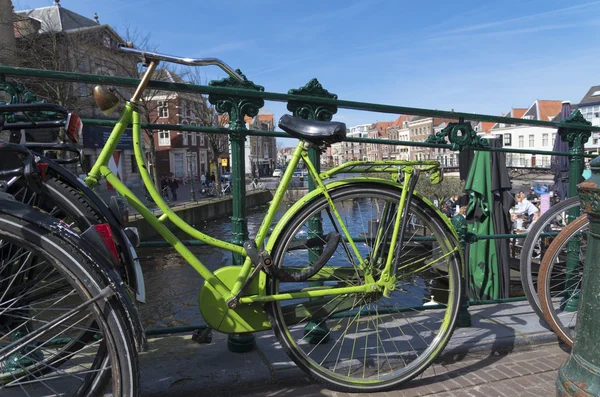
[[14, 0, 600, 147]]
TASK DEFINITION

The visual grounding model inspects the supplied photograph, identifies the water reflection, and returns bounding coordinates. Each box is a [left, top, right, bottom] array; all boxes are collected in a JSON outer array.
[[138, 204, 288, 329], [138, 196, 450, 330]]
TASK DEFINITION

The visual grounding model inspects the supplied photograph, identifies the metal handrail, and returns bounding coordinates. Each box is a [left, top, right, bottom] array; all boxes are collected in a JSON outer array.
[[1, 65, 598, 133]]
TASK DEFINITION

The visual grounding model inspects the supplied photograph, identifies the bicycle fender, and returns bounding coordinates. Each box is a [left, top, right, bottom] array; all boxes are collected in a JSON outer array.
[[265, 178, 459, 254], [0, 193, 147, 352], [44, 158, 144, 299]]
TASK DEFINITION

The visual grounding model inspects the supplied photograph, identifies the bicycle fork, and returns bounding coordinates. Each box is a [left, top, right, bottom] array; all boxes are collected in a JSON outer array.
[[377, 167, 421, 297]]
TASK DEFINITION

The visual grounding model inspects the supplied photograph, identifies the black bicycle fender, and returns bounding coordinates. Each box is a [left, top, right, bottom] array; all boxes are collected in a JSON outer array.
[[0, 193, 147, 352], [43, 158, 141, 296]]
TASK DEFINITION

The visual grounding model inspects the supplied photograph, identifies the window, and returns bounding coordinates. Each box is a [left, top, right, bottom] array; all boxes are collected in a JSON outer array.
[[542, 134, 548, 146], [504, 134, 512, 146], [181, 101, 187, 119], [191, 132, 197, 146], [159, 130, 170, 146], [131, 155, 138, 173], [158, 101, 168, 118], [552, 133, 556, 143], [518, 135, 524, 148], [183, 132, 188, 145], [529, 135, 534, 147], [173, 152, 184, 178], [199, 134, 205, 146]]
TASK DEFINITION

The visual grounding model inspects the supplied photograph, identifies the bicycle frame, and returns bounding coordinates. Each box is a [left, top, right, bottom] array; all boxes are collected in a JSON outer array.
[[84, 60, 443, 322]]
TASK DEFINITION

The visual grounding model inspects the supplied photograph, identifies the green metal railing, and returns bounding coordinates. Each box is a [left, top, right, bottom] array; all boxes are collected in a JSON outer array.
[[1, 65, 599, 338]]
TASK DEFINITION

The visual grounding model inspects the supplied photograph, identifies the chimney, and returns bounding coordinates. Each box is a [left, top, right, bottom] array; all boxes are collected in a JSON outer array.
[[560, 101, 572, 120]]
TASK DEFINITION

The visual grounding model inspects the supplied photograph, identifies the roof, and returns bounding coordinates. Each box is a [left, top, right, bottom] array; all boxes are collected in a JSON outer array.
[[577, 85, 600, 107], [373, 121, 392, 137], [257, 114, 274, 122], [154, 69, 186, 84], [16, 3, 98, 33], [511, 108, 527, 119], [478, 121, 496, 133], [390, 115, 411, 127], [537, 100, 563, 121], [522, 100, 563, 121]]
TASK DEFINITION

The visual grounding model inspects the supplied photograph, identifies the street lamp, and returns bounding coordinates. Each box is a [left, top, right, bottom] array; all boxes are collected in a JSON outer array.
[[186, 152, 197, 202]]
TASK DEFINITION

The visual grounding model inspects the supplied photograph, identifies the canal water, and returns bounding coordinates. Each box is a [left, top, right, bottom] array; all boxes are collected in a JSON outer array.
[[137, 176, 447, 331], [137, 203, 288, 329]]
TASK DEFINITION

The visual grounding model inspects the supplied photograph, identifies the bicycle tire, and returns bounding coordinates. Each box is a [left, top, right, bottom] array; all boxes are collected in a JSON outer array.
[[537, 214, 588, 347], [268, 183, 462, 392], [0, 213, 139, 396], [8, 173, 139, 289], [9, 174, 102, 229], [519, 197, 580, 322]]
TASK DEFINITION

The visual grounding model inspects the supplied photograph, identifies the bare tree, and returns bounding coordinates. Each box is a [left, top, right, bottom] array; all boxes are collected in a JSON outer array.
[[182, 68, 230, 194], [415, 176, 465, 208], [12, 15, 118, 114]]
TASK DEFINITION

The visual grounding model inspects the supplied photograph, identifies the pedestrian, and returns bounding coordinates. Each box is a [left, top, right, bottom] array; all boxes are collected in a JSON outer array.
[[526, 188, 538, 202], [160, 176, 169, 199], [200, 173, 206, 186], [210, 172, 216, 184], [169, 177, 179, 201]]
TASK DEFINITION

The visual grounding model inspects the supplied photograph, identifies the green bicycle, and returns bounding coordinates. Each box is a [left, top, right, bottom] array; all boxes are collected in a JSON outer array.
[[84, 45, 463, 393]]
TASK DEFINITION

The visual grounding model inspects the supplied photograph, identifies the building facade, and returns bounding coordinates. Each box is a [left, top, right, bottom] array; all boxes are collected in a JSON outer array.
[[144, 86, 210, 182], [244, 110, 277, 177], [331, 123, 370, 165], [489, 101, 563, 167], [577, 85, 600, 154], [12, 1, 141, 191]]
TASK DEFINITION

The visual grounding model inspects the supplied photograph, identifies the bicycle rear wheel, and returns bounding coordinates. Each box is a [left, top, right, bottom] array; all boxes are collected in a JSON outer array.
[[519, 197, 580, 321], [0, 213, 138, 396], [268, 183, 462, 392], [537, 214, 588, 347]]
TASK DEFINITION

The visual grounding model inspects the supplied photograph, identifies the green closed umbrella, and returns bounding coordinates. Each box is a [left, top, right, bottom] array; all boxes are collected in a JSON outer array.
[[465, 138, 512, 300]]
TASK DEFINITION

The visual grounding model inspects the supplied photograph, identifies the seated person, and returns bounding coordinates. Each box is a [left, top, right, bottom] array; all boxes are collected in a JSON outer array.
[[527, 188, 538, 201], [513, 191, 539, 222]]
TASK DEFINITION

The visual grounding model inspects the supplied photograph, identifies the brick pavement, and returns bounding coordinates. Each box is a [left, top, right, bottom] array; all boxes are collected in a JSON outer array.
[[238, 343, 569, 397]]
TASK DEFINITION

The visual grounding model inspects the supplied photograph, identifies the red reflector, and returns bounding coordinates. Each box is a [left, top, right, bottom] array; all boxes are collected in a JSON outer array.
[[65, 113, 82, 144], [93, 223, 119, 263], [37, 162, 48, 181]]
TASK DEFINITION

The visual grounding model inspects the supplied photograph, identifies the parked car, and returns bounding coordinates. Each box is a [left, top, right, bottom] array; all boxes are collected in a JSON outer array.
[[272, 169, 282, 177], [293, 170, 304, 181], [220, 172, 232, 182]]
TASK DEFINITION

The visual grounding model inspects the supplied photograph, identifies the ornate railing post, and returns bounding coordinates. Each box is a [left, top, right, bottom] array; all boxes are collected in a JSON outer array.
[[557, 154, 600, 396], [288, 79, 337, 343], [208, 70, 264, 353], [426, 119, 489, 327], [557, 110, 591, 312], [451, 214, 475, 327]]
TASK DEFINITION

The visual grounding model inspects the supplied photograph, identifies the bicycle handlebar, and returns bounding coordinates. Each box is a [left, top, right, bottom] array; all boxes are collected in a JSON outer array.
[[119, 45, 244, 83]]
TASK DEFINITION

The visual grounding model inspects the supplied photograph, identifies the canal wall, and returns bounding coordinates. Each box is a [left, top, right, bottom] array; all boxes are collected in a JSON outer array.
[[130, 190, 274, 241]]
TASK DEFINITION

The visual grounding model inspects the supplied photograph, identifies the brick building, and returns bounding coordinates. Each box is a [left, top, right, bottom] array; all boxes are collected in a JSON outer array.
[[142, 70, 210, 182]]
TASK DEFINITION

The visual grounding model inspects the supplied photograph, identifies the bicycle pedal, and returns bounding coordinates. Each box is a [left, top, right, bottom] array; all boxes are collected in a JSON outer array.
[[191, 328, 213, 344]]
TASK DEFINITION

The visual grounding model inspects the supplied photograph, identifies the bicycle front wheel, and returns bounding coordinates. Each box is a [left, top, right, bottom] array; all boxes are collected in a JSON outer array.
[[537, 214, 588, 347], [519, 196, 580, 321], [268, 183, 462, 392], [0, 213, 139, 396]]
